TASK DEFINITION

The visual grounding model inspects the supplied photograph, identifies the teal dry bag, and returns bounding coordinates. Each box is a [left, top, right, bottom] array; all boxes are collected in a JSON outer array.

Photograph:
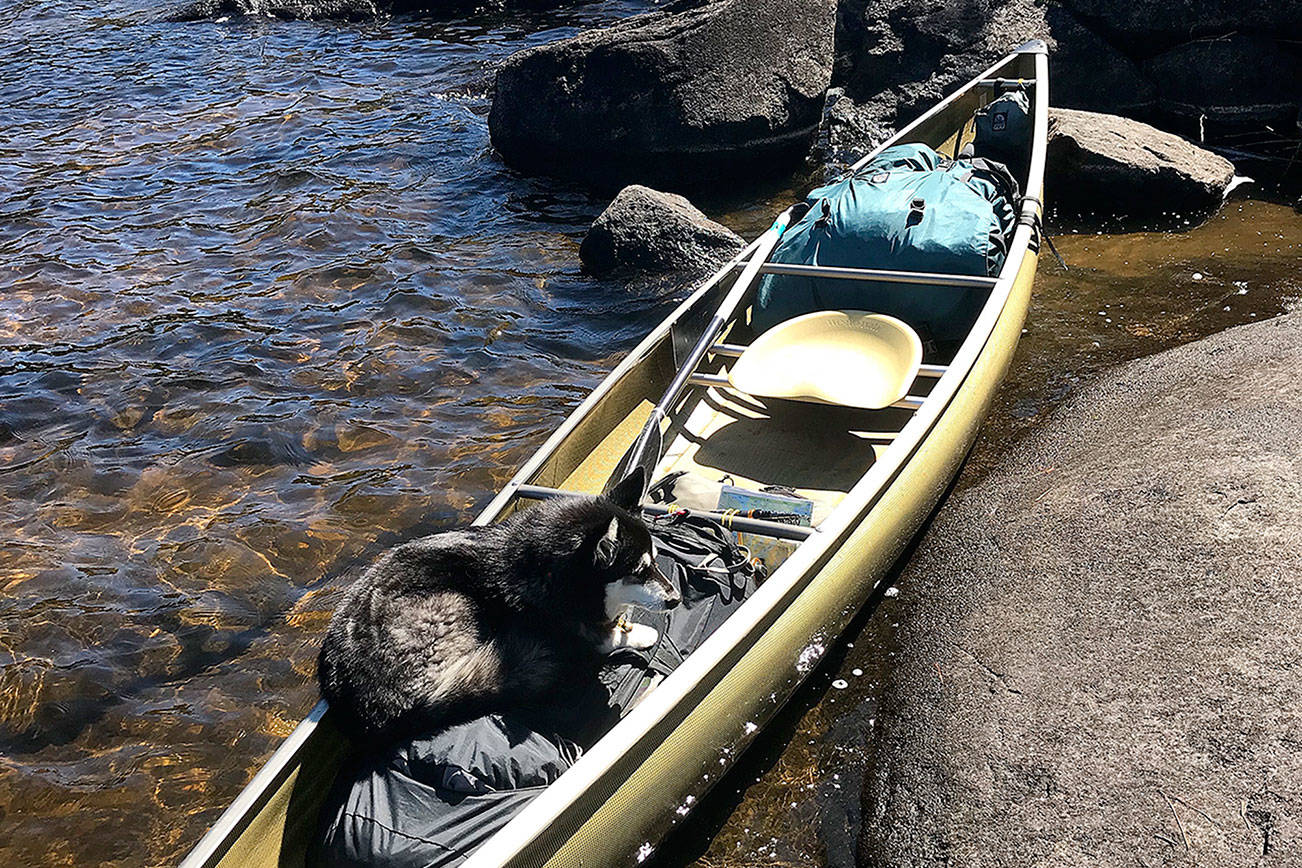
[[753, 143, 1018, 343]]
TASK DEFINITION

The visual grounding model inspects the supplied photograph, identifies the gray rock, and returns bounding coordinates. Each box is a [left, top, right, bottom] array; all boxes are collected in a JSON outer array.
[[817, 87, 894, 172], [860, 310, 1302, 866], [1046, 108, 1235, 224], [488, 0, 836, 186], [1145, 35, 1302, 127], [835, 0, 1053, 127], [579, 185, 743, 276], [1043, 4, 1156, 116], [1058, 0, 1302, 52]]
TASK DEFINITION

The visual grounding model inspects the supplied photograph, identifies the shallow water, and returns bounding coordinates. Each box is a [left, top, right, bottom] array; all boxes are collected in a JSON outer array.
[[2, 2, 1300, 866], [0, 2, 683, 864]]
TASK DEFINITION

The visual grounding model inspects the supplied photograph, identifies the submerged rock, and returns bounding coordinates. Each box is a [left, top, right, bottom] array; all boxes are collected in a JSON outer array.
[[210, 427, 315, 467], [580, 185, 743, 276], [860, 310, 1302, 866], [1046, 108, 1234, 224], [489, 0, 836, 186]]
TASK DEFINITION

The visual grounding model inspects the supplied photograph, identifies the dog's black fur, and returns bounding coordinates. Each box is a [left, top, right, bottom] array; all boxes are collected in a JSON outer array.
[[317, 470, 674, 740]]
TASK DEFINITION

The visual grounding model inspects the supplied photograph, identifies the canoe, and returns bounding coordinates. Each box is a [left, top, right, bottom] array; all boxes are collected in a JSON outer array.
[[181, 39, 1048, 868]]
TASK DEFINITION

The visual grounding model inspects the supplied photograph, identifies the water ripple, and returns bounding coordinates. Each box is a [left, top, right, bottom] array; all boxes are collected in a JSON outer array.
[[0, 1, 682, 864]]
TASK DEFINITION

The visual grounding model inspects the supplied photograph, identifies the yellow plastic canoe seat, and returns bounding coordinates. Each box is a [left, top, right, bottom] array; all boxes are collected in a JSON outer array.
[[727, 311, 923, 410]]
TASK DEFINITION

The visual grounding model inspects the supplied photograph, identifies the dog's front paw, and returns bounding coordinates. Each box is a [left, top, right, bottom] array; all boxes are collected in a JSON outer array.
[[601, 620, 659, 653], [620, 622, 659, 651]]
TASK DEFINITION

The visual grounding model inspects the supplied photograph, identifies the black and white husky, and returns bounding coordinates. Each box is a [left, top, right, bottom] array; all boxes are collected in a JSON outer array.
[[317, 470, 681, 739]]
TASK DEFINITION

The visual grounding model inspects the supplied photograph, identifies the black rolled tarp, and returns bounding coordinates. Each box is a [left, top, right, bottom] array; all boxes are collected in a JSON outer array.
[[313, 514, 766, 868], [315, 716, 581, 868]]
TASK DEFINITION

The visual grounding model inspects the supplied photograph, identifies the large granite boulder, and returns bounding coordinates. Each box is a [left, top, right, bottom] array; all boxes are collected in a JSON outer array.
[[859, 310, 1302, 866], [836, 0, 1052, 126], [1145, 35, 1302, 126], [1058, 0, 1302, 52], [831, 0, 1153, 135], [1043, 4, 1155, 116], [579, 185, 743, 276], [1046, 108, 1235, 224], [830, 0, 1298, 156], [488, 0, 837, 186]]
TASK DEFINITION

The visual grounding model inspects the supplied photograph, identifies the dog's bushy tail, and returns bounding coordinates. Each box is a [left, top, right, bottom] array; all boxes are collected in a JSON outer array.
[[320, 641, 511, 742]]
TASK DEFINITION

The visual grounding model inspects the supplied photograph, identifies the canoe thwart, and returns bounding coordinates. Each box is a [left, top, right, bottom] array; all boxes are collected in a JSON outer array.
[[712, 342, 947, 380], [513, 483, 814, 541], [977, 77, 1035, 88], [686, 370, 928, 411], [754, 262, 999, 289], [708, 342, 745, 358]]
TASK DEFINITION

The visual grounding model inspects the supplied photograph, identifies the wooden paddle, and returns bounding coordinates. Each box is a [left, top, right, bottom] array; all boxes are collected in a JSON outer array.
[[609, 204, 801, 497]]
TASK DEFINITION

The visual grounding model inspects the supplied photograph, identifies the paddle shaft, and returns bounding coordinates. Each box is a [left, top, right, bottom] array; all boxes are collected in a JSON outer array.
[[618, 207, 797, 492]]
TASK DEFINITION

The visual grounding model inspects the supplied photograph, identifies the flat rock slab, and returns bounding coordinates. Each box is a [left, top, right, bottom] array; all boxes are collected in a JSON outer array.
[[489, 0, 835, 186], [580, 185, 742, 276], [860, 311, 1302, 866], [1047, 108, 1235, 225]]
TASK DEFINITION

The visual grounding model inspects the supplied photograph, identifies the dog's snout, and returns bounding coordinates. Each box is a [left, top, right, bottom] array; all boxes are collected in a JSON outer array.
[[656, 568, 682, 609]]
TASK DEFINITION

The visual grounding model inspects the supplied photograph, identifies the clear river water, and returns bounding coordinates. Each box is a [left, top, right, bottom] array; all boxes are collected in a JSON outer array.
[[1, 1, 1299, 865]]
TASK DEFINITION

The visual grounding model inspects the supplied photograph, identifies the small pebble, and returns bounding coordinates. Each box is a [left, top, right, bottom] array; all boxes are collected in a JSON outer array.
[[832, 678, 848, 689], [1192, 272, 1204, 280], [884, 586, 900, 598], [852, 668, 863, 677]]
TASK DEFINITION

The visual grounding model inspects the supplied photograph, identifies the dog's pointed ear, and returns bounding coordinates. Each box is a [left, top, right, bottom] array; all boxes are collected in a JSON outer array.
[[594, 516, 620, 568], [604, 467, 645, 511]]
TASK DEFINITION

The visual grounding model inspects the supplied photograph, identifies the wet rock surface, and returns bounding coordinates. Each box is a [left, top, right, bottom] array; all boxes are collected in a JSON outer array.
[[1144, 34, 1302, 127], [488, 0, 836, 186], [580, 185, 743, 276], [859, 310, 1302, 866], [833, 0, 1300, 154], [1046, 108, 1235, 224]]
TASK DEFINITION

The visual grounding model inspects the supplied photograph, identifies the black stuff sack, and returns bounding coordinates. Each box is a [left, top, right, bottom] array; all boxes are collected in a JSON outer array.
[[973, 89, 1032, 178]]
